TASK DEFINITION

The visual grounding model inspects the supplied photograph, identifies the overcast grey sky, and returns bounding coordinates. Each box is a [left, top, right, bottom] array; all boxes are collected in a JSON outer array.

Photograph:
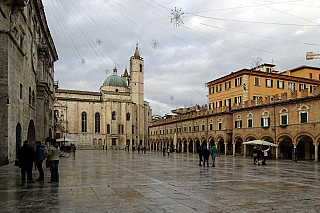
[[43, 0, 320, 115]]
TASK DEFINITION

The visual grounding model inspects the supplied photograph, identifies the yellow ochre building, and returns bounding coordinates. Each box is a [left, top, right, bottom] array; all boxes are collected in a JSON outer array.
[[206, 64, 320, 109]]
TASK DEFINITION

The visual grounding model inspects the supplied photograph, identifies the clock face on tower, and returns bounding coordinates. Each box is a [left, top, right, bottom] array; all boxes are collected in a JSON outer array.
[[31, 39, 37, 73]]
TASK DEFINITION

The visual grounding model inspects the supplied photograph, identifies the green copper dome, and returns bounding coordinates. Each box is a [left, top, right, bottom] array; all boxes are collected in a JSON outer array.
[[103, 75, 127, 88]]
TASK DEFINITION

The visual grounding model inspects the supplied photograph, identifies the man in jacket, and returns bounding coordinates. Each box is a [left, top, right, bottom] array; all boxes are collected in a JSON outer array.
[[18, 140, 35, 183], [46, 139, 60, 183], [198, 146, 203, 166], [262, 146, 270, 165], [35, 141, 45, 181], [210, 144, 218, 167], [202, 146, 210, 167]]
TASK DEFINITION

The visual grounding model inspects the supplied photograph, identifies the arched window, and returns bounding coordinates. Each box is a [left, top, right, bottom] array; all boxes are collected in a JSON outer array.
[[235, 114, 242, 128], [112, 111, 116, 120], [95, 113, 100, 133], [140, 64, 142, 72], [299, 105, 309, 123], [261, 111, 270, 127], [126, 113, 130, 121], [81, 112, 87, 132], [247, 113, 253, 127], [279, 108, 288, 125], [107, 124, 110, 134]]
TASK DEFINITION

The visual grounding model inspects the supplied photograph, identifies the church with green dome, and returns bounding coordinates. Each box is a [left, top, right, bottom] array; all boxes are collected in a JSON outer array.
[[54, 45, 152, 150]]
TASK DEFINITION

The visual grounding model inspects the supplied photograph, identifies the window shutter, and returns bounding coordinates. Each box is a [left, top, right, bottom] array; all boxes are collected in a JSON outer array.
[[271, 79, 273, 87], [277, 80, 279, 88], [239, 96, 241, 103], [261, 118, 263, 127], [268, 117, 270, 126], [235, 121, 237, 128], [224, 99, 226, 106], [240, 77, 242, 86], [265, 79, 268, 87], [234, 97, 237, 104], [235, 79, 237, 86], [240, 120, 242, 128]]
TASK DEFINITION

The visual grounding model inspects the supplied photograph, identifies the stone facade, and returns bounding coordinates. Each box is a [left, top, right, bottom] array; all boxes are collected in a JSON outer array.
[[54, 46, 152, 149], [0, 0, 58, 165], [149, 88, 320, 162]]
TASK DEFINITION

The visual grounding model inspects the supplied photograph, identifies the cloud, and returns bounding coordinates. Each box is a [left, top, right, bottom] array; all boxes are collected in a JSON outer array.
[[43, 0, 320, 115]]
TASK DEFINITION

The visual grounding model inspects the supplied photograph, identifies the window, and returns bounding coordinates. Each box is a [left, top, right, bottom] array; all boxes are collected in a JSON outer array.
[[202, 124, 205, 131], [299, 83, 306, 91], [254, 77, 260, 86], [253, 95, 260, 104], [261, 111, 270, 128], [107, 124, 110, 134], [81, 112, 87, 132], [300, 113, 307, 123], [209, 87, 214, 94], [209, 123, 213, 131], [310, 73, 312, 79], [225, 81, 231, 90], [247, 113, 253, 127], [235, 77, 242, 87], [288, 82, 295, 91], [216, 100, 222, 108], [299, 105, 308, 123], [277, 80, 284, 89], [235, 115, 242, 128], [216, 84, 222, 92], [132, 125, 135, 134], [29, 87, 32, 105], [183, 126, 186, 132], [266, 68, 272, 73], [166, 129, 168, 134], [281, 115, 288, 125], [225, 98, 231, 107], [177, 127, 181, 133], [194, 125, 199, 132], [140, 64, 142, 72], [310, 85, 315, 93], [218, 122, 222, 130], [112, 111, 116, 120], [20, 83, 23, 99], [32, 90, 35, 106], [95, 113, 100, 133], [118, 125, 124, 134], [234, 96, 241, 104], [189, 126, 192, 132], [265, 79, 273, 88], [126, 113, 130, 121], [170, 129, 172, 133]]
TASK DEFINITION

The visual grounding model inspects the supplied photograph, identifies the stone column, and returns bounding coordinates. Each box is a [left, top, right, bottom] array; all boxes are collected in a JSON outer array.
[[224, 143, 227, 155], [187, 143, 189, 153], [243, 144, 246, 157], [276, 146, 279, 160], [293, 143, 297, 161], [232, 143, 236, 156], [314, 142, 319, 163], [182, 143, 184, 153]]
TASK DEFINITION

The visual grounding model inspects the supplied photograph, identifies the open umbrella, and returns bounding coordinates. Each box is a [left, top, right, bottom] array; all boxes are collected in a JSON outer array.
[[56, 137, 75, 142], [243, 140, 278, 147]]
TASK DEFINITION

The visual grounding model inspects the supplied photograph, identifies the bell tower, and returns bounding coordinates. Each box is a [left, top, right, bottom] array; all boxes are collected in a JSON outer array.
[[129, 43, 145, 147], [130, 43, 144, 105]]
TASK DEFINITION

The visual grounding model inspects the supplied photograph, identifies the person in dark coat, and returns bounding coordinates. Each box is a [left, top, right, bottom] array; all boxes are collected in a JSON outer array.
[[198, 146, 203, 166], [163, 147, 166, 156], [18, 140, 36, 183], [35, 141, 45, 181], [202, 147, 210, 167]]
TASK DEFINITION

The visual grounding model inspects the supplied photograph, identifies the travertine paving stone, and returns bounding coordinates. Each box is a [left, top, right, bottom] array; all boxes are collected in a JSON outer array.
[[0, 150, 319, 212]]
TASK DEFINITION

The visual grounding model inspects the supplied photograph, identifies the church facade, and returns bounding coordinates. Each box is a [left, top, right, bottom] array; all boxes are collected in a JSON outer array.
[[0, 0, 58, 165], [54, 46, 152, 149]]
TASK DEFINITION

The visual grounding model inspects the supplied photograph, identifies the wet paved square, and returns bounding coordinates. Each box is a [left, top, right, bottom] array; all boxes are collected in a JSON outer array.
[[0, 150, 319, 212]]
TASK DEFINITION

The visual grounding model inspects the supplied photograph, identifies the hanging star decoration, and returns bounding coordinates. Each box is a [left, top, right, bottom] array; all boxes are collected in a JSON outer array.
[[96, 38, 102, 45], [150, 39, 160, 49], [171, 7, 185, 27], [81, 58, 86, 65]]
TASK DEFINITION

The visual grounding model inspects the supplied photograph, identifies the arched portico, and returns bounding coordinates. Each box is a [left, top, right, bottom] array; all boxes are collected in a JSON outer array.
[[183, 138, 187, 153], [296, 135, 314, 160], [278, 135, 293, 159], [188, 139, 193, 153], [261, 136, 275, 159], [195, 138, 201, 153], [234, 136, 243, 156], [209, 138, 215, 149], [217, 137, 225, 155]]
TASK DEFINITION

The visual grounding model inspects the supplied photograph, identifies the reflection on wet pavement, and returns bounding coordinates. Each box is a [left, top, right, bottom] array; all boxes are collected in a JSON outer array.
[[0, 150, 319, 212]]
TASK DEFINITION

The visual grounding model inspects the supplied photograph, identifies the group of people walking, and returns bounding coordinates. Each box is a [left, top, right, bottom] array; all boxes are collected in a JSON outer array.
[[252, 146, 270, 165], [198, 144, 218, 167], [17, 138, 60, 184]]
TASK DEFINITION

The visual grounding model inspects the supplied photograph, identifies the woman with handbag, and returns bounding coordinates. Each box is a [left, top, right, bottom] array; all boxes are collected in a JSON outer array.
[[46, 139, 60, 183]]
